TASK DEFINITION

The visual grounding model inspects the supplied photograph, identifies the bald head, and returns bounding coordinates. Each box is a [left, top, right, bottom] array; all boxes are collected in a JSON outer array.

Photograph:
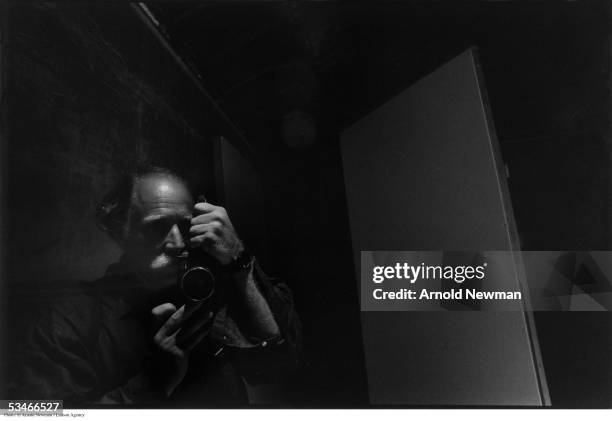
[[131, 173, 194, 216]]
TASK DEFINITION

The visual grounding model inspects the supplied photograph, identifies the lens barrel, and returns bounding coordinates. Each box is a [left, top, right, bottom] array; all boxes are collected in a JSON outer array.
[[179, 266, 215, 303]]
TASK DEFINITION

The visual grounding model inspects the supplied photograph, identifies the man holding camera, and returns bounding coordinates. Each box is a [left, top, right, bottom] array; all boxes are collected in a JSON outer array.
[[12, 166, 301, 406]]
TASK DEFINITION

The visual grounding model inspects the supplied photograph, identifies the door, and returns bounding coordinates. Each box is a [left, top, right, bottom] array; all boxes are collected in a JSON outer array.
[[340, 48, 549, 406]]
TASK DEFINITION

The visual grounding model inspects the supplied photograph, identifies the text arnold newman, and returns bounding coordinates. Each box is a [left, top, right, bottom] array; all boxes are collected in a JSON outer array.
[[372, 288, 522, 300]]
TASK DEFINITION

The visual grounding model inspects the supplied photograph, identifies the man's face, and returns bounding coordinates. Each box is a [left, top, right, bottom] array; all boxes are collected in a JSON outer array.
[[123, 173, 194, 287]]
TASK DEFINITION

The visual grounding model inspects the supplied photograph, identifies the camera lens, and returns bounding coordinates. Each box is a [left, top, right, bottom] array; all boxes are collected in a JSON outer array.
[[180, 266, 215, 303]]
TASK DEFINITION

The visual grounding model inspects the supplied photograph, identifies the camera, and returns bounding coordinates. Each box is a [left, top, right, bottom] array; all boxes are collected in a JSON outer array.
[[178, 248, 217, 303]]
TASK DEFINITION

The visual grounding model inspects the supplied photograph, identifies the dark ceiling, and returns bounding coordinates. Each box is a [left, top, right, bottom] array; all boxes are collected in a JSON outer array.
[[147, 0, 609, 154]]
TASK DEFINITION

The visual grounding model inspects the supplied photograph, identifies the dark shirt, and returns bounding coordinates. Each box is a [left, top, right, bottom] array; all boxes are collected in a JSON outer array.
[[10, 258, 301, 407]]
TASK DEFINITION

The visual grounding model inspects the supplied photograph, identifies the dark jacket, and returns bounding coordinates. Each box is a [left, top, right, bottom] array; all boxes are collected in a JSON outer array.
[[10, 258, 302, 407]]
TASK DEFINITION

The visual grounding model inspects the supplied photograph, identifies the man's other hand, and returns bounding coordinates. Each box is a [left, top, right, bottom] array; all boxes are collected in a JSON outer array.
[[151, 303, 213, 396], [189, 202, 243, 266]]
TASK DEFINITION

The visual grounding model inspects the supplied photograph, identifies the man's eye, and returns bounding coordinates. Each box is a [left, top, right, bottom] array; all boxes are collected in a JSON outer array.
[[141, 221, 172, 242], [177, 220, 191, 237]]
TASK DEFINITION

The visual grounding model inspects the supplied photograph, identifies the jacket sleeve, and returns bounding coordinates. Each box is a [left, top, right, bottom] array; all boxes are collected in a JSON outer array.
[[10, 303, 99, 404], [10, 302, 163, 406], [224, 259, 303, 385]]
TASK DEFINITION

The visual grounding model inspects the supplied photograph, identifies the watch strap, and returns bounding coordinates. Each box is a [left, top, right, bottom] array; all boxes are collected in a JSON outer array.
[[224, 247, 253, 273]]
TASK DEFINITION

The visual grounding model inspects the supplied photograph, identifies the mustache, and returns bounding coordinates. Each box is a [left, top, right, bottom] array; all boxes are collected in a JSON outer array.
[[147, 252, 187, 271], [165, 250, 188, 260], [152, 247, 188, 259]]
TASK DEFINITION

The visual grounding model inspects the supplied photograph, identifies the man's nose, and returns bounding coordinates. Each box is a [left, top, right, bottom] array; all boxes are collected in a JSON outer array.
[[164, 224, 186, 252]]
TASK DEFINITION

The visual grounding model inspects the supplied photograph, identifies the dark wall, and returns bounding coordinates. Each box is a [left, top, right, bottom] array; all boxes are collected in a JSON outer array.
[[262, 137, 368, 406], [3, 3, 220, 286]]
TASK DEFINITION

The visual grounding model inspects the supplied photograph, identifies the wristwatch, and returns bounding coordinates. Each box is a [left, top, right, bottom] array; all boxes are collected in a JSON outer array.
[[224, 247, 254, 273]]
